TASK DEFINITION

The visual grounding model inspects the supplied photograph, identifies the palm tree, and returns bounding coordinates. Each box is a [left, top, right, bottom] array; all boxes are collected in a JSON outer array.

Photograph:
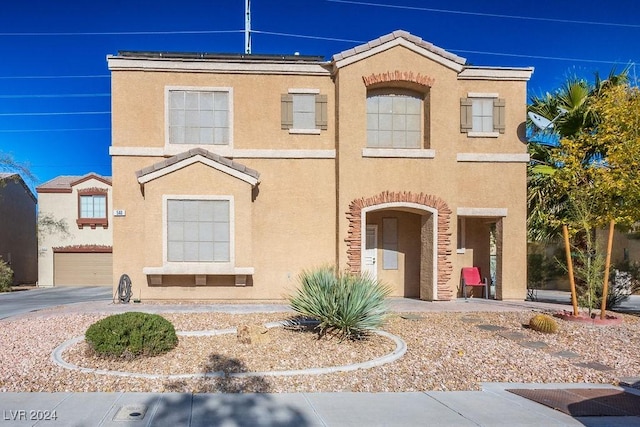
[[526, 67, 629, 242]]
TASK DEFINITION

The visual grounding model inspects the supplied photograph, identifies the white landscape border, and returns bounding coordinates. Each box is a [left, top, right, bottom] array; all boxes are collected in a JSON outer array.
[[51, 322, 407, 380]]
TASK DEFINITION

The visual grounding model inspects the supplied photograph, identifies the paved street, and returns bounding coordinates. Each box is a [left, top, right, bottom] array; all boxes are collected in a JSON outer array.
[[0, 286, 112, 320]]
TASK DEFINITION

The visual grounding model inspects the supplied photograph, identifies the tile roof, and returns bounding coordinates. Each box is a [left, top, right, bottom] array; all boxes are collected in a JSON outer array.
[[332, 30, 466, 65], [36, 173, 112, 192], [135, 148, 260, 181]]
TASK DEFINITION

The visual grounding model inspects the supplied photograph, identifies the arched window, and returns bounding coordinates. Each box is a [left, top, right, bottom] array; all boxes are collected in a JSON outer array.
[[366, 88, 428, 149]]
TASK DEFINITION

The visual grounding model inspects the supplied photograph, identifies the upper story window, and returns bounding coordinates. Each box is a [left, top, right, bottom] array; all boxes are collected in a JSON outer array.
[[460, 93, 505, 137], [281, 89, 327, 134], [167, 199, 230, 263], [168, 88, 231, 145], [366, 89, 427, 149], [77, 189, 108, 229]]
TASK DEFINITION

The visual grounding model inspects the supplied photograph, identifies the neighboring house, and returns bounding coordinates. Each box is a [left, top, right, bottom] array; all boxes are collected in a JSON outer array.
[[0, 173, 37, 285], [108, 30, 533, 301], [36, 173, 113, 287]]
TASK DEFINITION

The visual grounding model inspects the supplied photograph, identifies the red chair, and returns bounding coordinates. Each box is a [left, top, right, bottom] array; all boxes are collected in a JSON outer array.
[[461, 267, 488, 300]]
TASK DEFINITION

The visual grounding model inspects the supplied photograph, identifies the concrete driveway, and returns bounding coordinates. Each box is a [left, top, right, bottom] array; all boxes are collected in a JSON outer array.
[[533, 289, 640, 314], [0, 286, 112, 320]]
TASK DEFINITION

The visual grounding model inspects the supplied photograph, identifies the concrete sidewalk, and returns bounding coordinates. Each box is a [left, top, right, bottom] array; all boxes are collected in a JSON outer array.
[[2, 383, 640, 426]]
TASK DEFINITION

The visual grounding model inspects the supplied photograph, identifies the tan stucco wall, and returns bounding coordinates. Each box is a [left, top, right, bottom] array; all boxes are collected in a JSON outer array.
[[112, 72, 335, 151], [37, 178, 112, 287], [110, 37, 530, 301], [334, 45, 528, 300], [0, 179, 37, 284], [112, 156, 336, 300]]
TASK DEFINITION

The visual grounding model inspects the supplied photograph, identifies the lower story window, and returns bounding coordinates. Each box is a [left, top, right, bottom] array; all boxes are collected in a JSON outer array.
[[167, 199, 230, 262]]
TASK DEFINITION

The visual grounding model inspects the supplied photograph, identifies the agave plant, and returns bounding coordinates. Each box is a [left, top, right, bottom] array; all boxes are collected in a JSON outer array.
[[287, 266, 391, 340]]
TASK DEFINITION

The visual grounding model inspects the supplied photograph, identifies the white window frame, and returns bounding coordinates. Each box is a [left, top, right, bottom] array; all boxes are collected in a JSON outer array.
[[288, 88, 321, 135], [79, 194, 106, 219], [467, 92, 499, 138], [165, 86, 234, 155], [162, 195, 235, 269]]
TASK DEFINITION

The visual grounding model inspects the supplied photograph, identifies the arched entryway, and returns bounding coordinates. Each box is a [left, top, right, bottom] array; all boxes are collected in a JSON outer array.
[[345, 191, 453, 301]]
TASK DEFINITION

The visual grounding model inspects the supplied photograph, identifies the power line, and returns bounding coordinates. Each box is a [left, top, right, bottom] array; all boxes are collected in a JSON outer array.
[[451, 49, 637, 65], [0, 128, 110, 133], [254, 29, 638, 65], [0, 93, 110, 99], [0, 75, 109, 80], [0, 111, 110, 117], [251, 30, 363, 43], [327, 0, 640, 29], [0, 29, 244, 36]]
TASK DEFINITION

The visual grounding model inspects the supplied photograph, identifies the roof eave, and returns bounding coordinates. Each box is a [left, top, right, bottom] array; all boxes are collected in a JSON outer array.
[[458, 66, 535, 81]]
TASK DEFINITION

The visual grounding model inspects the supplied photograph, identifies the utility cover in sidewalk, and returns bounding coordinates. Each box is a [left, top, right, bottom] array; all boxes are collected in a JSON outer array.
[[507, 388, 640, 416], [113, 404, 147, 421]]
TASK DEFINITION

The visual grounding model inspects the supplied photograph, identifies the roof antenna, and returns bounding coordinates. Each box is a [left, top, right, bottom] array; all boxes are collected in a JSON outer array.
[[245, 0, 251, 54]]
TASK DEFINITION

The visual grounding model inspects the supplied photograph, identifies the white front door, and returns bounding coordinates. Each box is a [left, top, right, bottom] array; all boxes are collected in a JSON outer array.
[[363, 224, 378, 279]]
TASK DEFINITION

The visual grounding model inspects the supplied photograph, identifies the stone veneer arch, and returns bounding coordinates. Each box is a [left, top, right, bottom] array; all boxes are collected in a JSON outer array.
[[345, 191, 453, 300]]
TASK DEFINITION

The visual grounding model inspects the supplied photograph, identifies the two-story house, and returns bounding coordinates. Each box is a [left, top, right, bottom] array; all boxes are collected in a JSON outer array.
[[36, 173, 113, 287], [108, 30, 533, 301], [0, 173, 37, 285]]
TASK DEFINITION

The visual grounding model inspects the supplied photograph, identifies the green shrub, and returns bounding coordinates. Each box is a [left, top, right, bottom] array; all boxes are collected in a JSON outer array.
[[85, 312, 178, 358], [287, 266, 391, 340], [529, 314, 558, 334], [0, 259, 13, 292]]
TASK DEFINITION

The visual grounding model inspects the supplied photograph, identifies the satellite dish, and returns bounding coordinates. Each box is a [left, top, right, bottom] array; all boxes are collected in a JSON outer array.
[[528, 112, 554, 130]]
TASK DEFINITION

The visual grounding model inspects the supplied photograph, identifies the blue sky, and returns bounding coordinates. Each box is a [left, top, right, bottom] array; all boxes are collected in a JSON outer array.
[[1, 0, 639, 189]]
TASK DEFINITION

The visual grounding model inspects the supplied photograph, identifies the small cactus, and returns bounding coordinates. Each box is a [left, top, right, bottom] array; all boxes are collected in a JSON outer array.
[[529, 314, 558, 334]]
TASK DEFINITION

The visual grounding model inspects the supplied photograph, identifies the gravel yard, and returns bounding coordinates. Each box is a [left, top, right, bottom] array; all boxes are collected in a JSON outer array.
[[1, 308, 639, 393]]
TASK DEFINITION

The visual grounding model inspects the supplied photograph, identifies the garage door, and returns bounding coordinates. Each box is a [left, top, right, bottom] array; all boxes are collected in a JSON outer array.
[[54, 252, 112, 286]]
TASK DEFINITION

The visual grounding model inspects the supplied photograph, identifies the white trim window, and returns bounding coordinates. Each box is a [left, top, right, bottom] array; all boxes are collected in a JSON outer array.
[[80, 194, 106, 219], [167, 198, 231, 262], [367, 89, 423, 149], [460, 93, 505, 137], [281, 88, 327, 134], [167, 87, 232, 146], [471, 98, 494, 132]]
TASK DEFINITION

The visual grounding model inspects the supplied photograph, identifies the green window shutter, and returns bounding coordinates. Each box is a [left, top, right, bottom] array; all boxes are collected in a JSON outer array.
[[493, 98, 506, 134], [460, 98, 472, 133], [315, 94, 328, 130], [281, 94, 293, 129]]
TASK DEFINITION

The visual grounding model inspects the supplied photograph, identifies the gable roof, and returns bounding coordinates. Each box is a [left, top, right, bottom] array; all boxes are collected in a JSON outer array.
[[135, 148, 260, 187], [332, 30, 467, 71], [36, 173, 112, 194]]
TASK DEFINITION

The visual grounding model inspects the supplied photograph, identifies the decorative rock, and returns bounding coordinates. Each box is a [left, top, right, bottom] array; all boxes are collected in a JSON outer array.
[[237, 324, 271, 345]]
